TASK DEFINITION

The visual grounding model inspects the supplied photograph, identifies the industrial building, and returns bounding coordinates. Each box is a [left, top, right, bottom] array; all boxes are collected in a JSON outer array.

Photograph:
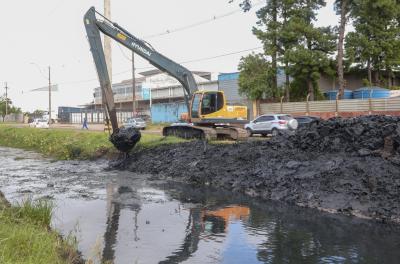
[[62, 68, 400, 124], [61, 69, 251, 124]]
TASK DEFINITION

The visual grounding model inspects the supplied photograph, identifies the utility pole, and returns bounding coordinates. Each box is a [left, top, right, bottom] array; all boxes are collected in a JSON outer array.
[[132, 52, 136, 117], [104, 0, 112, 128], [4, 82, 8, 116], [104, 0, 112, 92], [48, 66, 52, 126]]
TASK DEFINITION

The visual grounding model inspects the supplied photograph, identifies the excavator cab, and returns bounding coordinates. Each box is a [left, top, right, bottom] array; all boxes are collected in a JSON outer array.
[[191, 91, 224, 118], [190, 91, 248, 124]]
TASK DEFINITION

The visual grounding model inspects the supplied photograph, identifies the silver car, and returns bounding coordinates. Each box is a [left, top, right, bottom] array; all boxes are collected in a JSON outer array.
[[122, 118, 146, 130], [245, 114, 298, 137]]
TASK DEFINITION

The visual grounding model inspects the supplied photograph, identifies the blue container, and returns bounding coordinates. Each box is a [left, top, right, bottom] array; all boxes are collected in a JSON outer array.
[[353, 87, 390, 99], [151, 102, 187, 123], [324, 90, 353, 100]]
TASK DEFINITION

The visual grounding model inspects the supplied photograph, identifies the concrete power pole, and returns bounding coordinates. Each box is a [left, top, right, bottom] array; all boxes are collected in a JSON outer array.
[[48, 66, 52, 126], [104, 0, 112, 127], [132, 52, 136, 117], [4, 82, 8, 116], [104, 0, 112, 98]]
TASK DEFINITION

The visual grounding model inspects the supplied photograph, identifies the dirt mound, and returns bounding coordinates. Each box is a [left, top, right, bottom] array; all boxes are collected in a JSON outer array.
[[118, 116, 400, 223], [279, 115, 400, 156]]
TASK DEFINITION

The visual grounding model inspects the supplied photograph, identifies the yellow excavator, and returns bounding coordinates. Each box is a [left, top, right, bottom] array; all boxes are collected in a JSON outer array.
[[84, 7, 248, 149]]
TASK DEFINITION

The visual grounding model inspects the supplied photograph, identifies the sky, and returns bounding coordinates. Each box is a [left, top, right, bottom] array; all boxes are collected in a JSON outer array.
[[0, 0, 338, 112]]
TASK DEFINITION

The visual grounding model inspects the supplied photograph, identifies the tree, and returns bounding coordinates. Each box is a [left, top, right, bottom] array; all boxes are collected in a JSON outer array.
[[345, 0, 400, 87], [253, 0, 280, 95], [285, 0, 337, 100], [253, 0, 297, 102], [238, 53, 276, 100], [229, 0, 252, 12], [278, 0, 298, 101], [334, 0, 354, 98], [0, 97, 21, 122], [233, 0, 336, 101]]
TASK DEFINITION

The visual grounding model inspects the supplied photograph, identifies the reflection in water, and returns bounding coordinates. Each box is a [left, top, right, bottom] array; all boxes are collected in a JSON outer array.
[[0, 147, 399, 264], [102, 182, 252, 264], [98, 182, 400, 264]]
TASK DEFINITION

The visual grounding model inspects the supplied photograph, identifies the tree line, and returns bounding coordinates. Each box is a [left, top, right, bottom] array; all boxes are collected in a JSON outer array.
[[232, 0, 400, 101], [0, 96, 22, 122]]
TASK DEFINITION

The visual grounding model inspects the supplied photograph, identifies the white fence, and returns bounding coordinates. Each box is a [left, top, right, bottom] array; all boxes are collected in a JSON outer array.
[[0, 113, 24, 123], [70, 111, 134, 124], [260, 97, 400, 115]]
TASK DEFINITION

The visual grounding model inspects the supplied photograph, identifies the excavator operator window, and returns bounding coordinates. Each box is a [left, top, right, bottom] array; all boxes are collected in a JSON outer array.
[[201, 92, 224, 115], [191, 94, 201, 118]]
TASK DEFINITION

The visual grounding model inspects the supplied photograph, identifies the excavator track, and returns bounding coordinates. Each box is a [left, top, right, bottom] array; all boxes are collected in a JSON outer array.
[[214, 127, 249, 140], [163, 125, 217, 140], [163, 125, 248, 141]]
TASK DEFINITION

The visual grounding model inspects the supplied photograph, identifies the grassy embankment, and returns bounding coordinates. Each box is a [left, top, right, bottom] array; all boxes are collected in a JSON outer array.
[[0, 197, 81, 264], [0, 125, 186, 160]]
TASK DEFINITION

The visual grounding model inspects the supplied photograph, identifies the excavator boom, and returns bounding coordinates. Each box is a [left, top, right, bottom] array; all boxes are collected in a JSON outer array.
[[84, 7, 198, 117], [84, 7, 248, 143]]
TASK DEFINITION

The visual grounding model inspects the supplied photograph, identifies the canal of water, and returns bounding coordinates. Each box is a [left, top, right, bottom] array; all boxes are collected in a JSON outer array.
[[1, 147, 399, 264]]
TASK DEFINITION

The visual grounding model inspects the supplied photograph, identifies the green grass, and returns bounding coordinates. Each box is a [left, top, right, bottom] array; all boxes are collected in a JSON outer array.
[[0, 199, 81, 264], [0, 126, 186, 160]]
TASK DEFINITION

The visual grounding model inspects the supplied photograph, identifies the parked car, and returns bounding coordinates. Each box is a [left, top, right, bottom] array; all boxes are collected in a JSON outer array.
[[294, 116, 321, 128], [29, 119, 39, 127], [35, 119, 49, 129], [122, 117, 146, 130], [245, 114, 298, 137]]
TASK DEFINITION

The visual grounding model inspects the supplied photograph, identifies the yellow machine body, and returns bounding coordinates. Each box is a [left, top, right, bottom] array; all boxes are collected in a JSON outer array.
[[188, 91, 248, 124]]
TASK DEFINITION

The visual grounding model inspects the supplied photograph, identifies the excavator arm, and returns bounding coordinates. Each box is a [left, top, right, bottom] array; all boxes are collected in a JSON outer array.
[[84, 7, 198, 126]]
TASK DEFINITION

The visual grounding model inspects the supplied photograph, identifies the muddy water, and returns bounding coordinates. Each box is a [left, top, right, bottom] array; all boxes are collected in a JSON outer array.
[[1, 147, 400, 264]]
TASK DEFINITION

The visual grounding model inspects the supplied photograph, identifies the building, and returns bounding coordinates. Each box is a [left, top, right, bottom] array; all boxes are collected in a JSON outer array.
[[58, 106, 83, 123], [318, 70, 400, 93], [65, 70, 219, 124], [64, 70, 256, 124], [93, 70, 217, 118]]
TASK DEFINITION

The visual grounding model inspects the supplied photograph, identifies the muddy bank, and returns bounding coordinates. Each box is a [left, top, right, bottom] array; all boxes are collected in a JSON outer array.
[[118, 116, 400, 223]]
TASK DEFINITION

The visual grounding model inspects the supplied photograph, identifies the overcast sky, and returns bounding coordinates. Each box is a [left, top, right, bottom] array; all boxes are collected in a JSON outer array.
[[0, 0, 338, 112]]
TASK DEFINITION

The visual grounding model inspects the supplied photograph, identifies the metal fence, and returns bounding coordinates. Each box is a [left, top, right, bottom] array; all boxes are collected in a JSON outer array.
[[0, 114, 24, 123], [260, 97, 400, 116], [70, 111, 135, 124]]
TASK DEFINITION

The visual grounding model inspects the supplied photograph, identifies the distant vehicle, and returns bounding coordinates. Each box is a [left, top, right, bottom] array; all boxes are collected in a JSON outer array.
[[294, 116, 321, 128], [29, 119, 39, 127], [245, 114, 298, 137], [35, 119, 49, 129], [123, 118, 146, 130]]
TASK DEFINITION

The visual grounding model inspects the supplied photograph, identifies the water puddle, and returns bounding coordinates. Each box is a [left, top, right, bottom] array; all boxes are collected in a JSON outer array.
[[1, 147, 400, 264]]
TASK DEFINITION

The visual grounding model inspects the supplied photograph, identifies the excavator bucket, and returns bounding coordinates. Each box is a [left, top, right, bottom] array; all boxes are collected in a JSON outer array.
[[110, 127, 141, 153]]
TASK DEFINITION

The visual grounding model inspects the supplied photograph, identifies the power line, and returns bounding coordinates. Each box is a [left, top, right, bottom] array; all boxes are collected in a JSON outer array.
[[143, 0, 264, 39], [60, 46, 262, 86], [179, 46, 263, 64], [47, 0, 65, 17]]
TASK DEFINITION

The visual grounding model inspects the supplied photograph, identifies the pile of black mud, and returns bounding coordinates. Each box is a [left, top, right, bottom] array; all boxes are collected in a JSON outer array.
[[119, 115, 400, 223], [110, 127, 141, 153], [276, 115, 400, 159]]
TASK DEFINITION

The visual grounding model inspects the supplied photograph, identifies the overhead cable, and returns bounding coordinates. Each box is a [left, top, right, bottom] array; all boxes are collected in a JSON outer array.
[[143, 0, 264, 39], [60, 46, 262, 85]]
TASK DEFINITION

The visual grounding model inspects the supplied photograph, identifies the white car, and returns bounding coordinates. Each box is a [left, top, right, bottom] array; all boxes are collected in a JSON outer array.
[[29, 119, 39, 127], [122, 118, 146, 130], [36, 119, 49, 128], [245, 114, 298, 137]]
